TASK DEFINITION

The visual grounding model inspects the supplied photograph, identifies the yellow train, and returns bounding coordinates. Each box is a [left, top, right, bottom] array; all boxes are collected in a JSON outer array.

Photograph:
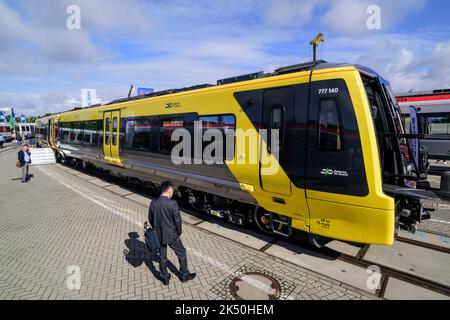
[[36, 61, 436, 247]]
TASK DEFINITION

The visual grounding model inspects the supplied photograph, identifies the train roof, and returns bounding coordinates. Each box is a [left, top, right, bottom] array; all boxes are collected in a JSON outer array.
[[104, 60, 355, 106], [38, 60, 365, 119], [397, 88, 450, 98]]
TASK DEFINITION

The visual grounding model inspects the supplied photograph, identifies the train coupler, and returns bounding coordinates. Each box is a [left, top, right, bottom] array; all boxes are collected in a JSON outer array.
[[399, 204, 433, 234]]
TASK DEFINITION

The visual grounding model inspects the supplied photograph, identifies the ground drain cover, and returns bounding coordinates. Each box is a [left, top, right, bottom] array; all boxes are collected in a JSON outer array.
[[229, 272, 282, 300]]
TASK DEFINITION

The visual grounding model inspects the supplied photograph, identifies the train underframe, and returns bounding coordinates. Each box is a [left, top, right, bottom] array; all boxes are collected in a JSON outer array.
[[61, 155, 301, 241], [60, 150, 437, 249]]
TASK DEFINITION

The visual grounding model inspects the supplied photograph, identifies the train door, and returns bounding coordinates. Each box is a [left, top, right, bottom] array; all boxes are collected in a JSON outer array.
[[54, 118, 60, 146], [305, 76, 370, 242], [103, 110, 123, 166], [47, 120, 52, 145], [259, 87, 294, 196]]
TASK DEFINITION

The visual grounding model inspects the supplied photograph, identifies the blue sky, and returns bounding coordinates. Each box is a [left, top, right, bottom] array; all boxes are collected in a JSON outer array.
[[1, 0, 450, 116]]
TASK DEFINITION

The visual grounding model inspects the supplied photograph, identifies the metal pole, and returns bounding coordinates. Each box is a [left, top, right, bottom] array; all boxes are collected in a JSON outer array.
[[128, 85, 134, 99], [310, 33, 324, 62]]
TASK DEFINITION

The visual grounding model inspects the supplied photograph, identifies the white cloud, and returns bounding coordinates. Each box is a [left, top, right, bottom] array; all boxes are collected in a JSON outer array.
[[0, 1, 106, 77], [355, 36, 450, 92], [0, 0, 448, 117], [18, 0, 155, 34], [321, 0, 370, 34], [424, 41, 450, 81], [321, 0, 428, 34], [262, 0, 326, 27], [0, 91, 79, 116]]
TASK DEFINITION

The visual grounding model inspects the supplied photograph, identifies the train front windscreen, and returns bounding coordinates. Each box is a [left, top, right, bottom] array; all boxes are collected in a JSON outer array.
[[362, 70, 437, 233], [361, 73, 415, 187], [382, 81, 418, 181]]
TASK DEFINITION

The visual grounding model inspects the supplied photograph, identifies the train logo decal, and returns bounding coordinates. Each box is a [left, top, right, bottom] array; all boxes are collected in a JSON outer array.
[[320, 168, 334, 176], [320, 168, 349, 177], [165, 102, 181, 109]]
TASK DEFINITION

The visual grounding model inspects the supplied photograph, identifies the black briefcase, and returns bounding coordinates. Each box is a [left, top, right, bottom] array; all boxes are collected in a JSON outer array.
[[144, 222, 161, 254]]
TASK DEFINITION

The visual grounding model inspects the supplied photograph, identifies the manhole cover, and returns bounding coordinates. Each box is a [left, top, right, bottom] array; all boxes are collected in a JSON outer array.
[[229, 272, 282, 300]]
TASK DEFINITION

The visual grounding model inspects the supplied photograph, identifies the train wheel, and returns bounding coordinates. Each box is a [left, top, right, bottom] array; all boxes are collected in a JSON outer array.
[[254, 208, 279, 235], [188, 191, 205, 212], [308, 234, 332, 249]]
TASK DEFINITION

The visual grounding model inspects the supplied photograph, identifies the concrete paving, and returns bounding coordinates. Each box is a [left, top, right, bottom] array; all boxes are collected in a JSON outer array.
[[365, 241, 450, 286], [89, 178, 112, 188], [325, 241, 362, 257], [398, 229, 450, 250], [73, 172, 97, 181], [0, 148, 374, 300], [421, 172, 450, 237], [265, 241, 377, 294], [384, 278, 449, 300], [104, 185, 134, 197], [0, 142, 19, 154], [124, 193, 151, 207], [180, 212, 205, 225], [1, 147, 449, 300], [197, 220, 273, 251]]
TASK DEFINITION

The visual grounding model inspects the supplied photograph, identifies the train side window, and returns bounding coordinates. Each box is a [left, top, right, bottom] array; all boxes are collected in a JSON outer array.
[[197, 114, 236, 161], [269, 106, 284, 151], [105, 118, 110, 145], [317, 99, 343, 152], [426, 115, 450, 135], [72, 122, 83, 145], [97, 120, 103, 146], [159, 117, 186, 154], [83, 121, 99, 146], [125, 118, 154, 152], [270, 107, 283, 128], [112, 117, 118, 146], [60, 123, 70, 143]]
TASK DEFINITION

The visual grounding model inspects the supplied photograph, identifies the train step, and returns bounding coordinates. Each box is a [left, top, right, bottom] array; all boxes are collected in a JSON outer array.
[[270, 215, 292, 237], [29, 148, 56, 166]]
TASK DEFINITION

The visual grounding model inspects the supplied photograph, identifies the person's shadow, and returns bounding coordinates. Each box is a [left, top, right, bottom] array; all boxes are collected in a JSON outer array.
[[123, 232, 181, 283]]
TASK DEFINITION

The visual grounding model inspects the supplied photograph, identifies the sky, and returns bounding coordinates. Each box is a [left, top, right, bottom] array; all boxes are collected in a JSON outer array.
[[1, 0, 450, 117]]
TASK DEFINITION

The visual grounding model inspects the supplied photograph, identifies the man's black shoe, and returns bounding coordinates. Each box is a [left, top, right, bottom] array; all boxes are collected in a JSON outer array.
[[161, 274, 171, 286], [180, 272, 196, 283]]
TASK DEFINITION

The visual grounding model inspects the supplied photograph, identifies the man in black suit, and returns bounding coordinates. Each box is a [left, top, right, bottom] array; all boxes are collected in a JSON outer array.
[[18, 144, 31, 183], [149, 181, 196, 286]]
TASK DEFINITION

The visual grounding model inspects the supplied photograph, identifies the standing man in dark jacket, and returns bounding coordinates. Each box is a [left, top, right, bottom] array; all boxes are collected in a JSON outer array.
[[149, 181, 196, 285], [18, 144, 31, 183]]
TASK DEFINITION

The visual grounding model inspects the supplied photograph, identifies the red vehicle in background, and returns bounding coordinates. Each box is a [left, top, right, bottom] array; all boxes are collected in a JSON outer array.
[[397, 88, 450, 162]]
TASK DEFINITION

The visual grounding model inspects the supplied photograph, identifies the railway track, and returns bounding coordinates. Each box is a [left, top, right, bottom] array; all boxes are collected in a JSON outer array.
[[190, 218, 450, 298], [396, 236, 450, 254], [59, 161, 450, 299], [334, 247, 450, 298]]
